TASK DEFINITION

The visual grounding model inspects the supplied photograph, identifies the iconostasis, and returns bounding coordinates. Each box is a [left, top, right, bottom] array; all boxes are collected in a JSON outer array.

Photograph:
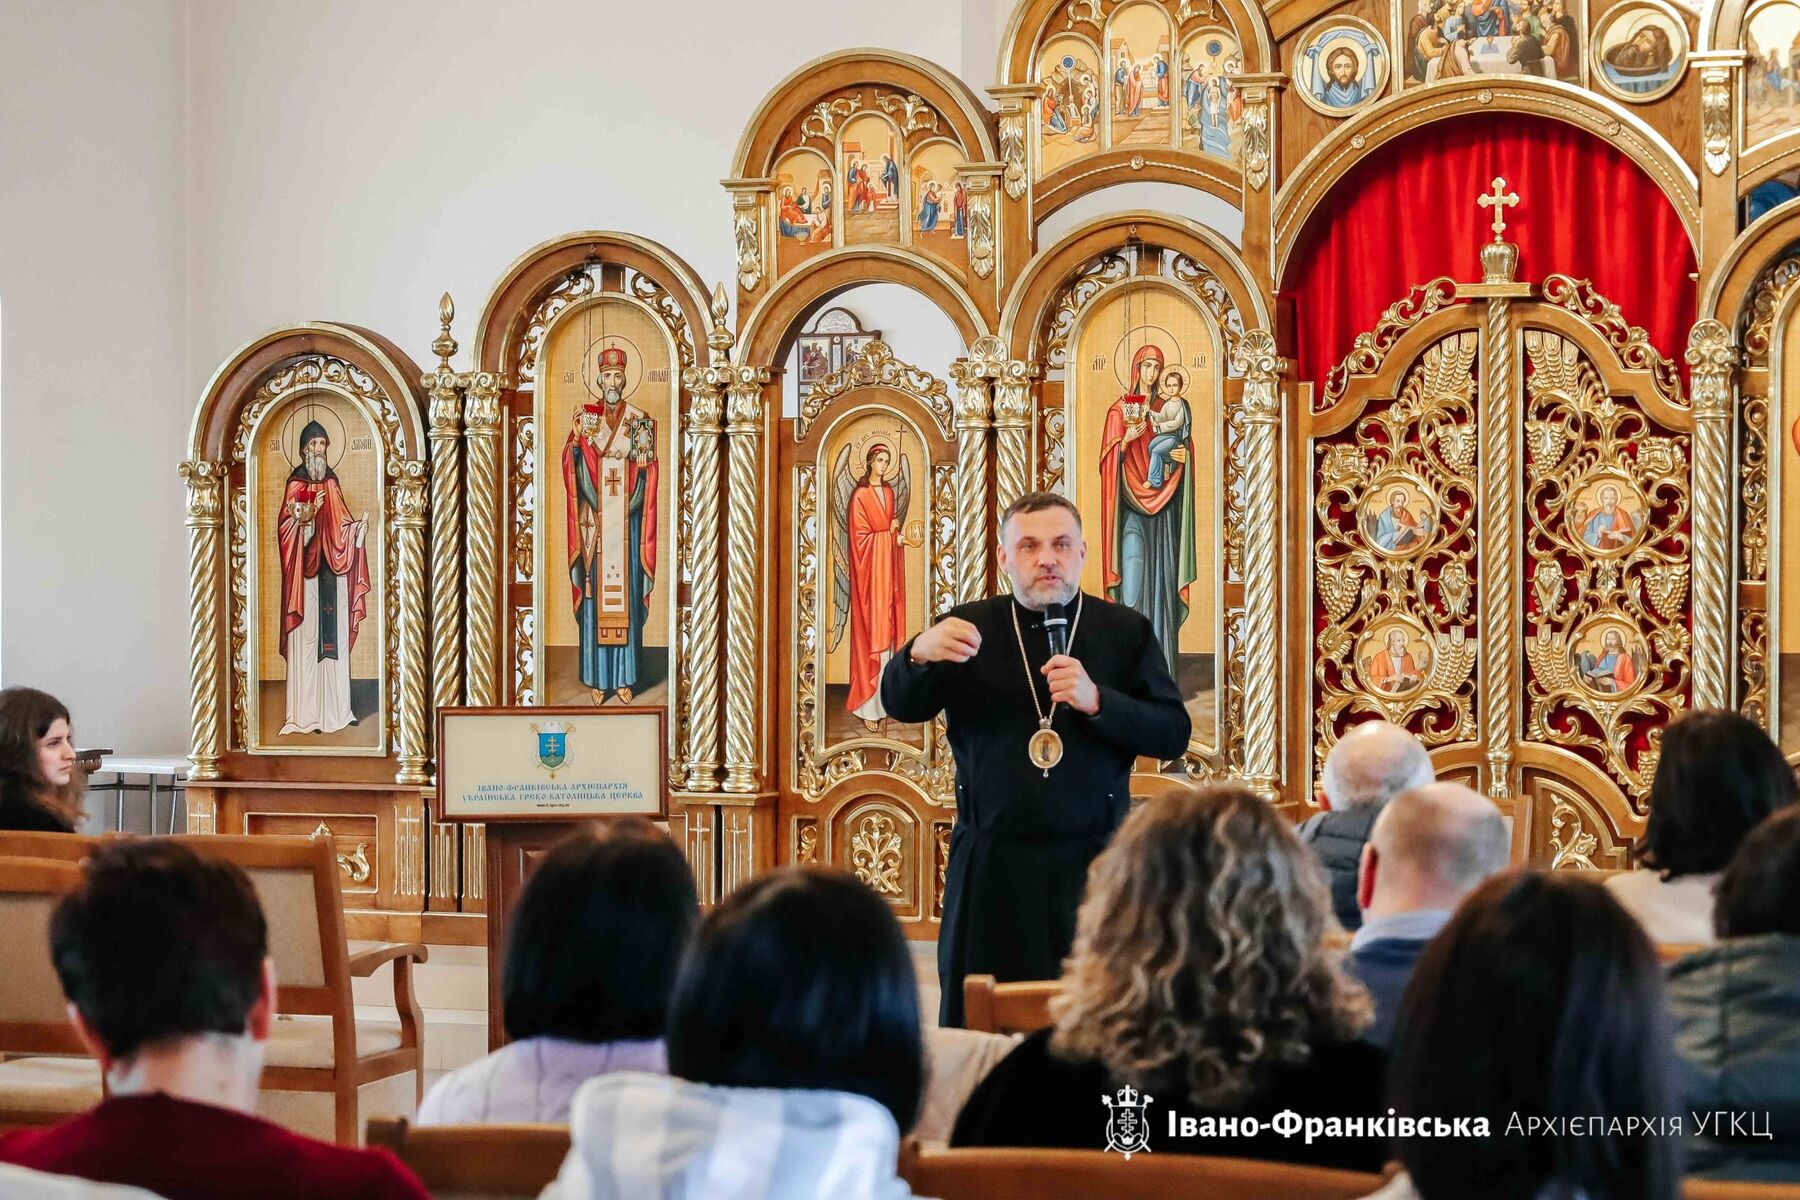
[[182, 0, 1800, 939]]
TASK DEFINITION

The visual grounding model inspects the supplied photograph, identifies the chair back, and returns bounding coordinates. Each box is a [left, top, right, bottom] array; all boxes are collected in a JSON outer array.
[[0, 857, 86, 1055], [1128, 773, 1193, 804], [1685, 1183, 1800, 1199], [366, 1117, 570, 1200], [166, 836, 351, 1020], [962, 974, 1060, 1036], [898, 1143, 1383, 1200], [0, 832, 98, 863]]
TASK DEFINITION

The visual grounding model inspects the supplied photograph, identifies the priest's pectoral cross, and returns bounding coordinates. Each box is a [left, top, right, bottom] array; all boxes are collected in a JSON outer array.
[[1478, 177, 1519, 243]]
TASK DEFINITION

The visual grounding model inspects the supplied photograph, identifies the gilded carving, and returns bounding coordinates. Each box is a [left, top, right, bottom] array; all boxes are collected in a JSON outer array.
[[999, 111, 1028, 201], [877, 91, 940, 135], [1700, 64, 1732, 177], [932, 821, 952, 918], [1238, 89, 1272, 191], [1233, 329, 1284, 795], [949, 343, 998, 604], [511, 607, 536, 706], [515, 270, 597, 386], [309, 821, 373, 885], [510, 414, 535, 584], [391, 461, 431, 783], [426, 294, 466, 717], [228, 488, 250, 752], [1743, 395, 1769, 583], [1541, 275, 1681, 405], [1314, 332, 1482, 765], [1743, 609, 1769, 727], [679, 294, 732, 791], [734, 209, 764, 294], [849, 810, 905, 896], [1687, 319, 1735, 711], [1548, 797, 1600, 871], [795, 818, 820, 865], [1171, 254, 1248, 362], [968, 190, 996, 279], [1321, 279, 1459, 410], [797, 340, 954, 442], [1042, 251, 1130, 368], [801, 96, 863, 143], [1521, 329, 1689, 806]]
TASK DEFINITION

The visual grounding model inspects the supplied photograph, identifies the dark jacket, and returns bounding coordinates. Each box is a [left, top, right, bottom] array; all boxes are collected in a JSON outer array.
[[951, 1026, 1387, 1172], [1296, 808, 1377, 932], [0, 791, 74, 833], [1668, 934, 1800, 1181], [881, 593, 1190, 1026], [1346, 936, 1432, 1049]]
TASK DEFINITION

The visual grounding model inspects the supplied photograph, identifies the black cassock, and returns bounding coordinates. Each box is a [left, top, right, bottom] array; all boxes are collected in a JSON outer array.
[[880, 591, 1190, 1026]]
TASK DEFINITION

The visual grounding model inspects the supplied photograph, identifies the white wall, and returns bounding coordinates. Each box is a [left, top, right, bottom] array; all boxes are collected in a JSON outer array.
[[0, 1, 191, 752], [0, 0, 1004, 755], [182, 0, 995, 393]]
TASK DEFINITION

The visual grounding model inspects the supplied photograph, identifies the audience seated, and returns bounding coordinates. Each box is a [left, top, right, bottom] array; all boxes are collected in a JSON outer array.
[[0, 688, 82, 834], [0, 840, 428, 1200], [1607, 709, 1797, 945], [1347, 782, 1509, 1046], [951, 783, 1387, 1172], [1668, 804, 1800, 1182], [1299, 721, 1435, 931], [1367, 870, 1681, 1200], [418, 818, 697, 1125], [545, 866, 925, 1199]]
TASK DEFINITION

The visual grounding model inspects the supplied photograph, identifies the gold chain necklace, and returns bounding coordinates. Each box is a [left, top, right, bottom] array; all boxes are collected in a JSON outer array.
[[1011, 592, 1084, 775]]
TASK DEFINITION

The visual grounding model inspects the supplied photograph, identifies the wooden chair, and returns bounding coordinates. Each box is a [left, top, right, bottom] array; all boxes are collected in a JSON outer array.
[[367, 1116, 570, 1200], [1685, 1182, 1800, 1199], [0, 857, 103, 1129], [168, 835, 427, 1144], [1128, 773, 1194, 804], [898, 1142, 1383, 1200], [0, 832, 99, 863], [963, 974, 1060, 1036]]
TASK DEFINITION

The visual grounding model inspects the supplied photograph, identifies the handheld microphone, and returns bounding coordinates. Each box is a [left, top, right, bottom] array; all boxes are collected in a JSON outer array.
[[1043, 601, 1070, 658]]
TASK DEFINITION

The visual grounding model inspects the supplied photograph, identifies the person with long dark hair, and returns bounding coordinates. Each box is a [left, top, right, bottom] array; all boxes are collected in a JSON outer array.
[[545, 867, 924, 1200], [0, 687, 81, 833], [1367, 870, 1681, 1200], [952, 783, 1385, 1170], [1606, 709, 1797, 944], [1668, 805, 1800, 1180], [418, 819, 698, 1124]]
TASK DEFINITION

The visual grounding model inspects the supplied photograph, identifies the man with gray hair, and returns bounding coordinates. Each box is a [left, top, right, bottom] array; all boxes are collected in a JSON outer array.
[[1299, 720, 1435, 930], [1349, 782, 1511, 1045]]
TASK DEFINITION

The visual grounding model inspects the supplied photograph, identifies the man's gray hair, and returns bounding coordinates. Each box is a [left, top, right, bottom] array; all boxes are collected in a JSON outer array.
[[1373, 782, 1511, 891], [999, 490, 1082, 536], [1320, 720, 1434, 812]]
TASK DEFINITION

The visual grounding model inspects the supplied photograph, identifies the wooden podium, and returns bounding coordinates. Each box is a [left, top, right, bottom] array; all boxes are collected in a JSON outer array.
[[436, 706, 667, 1050]]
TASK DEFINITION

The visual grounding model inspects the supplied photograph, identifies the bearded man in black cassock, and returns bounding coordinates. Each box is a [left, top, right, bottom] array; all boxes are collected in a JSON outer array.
[[881, 491, 1191, 1026]]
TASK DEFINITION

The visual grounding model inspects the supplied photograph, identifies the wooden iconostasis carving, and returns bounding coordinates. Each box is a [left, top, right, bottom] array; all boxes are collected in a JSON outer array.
[[183, 0, 1800, 933]]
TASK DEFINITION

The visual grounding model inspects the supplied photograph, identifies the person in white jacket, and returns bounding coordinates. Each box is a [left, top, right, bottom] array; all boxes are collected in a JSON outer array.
[[543, 867, 925, 1200]]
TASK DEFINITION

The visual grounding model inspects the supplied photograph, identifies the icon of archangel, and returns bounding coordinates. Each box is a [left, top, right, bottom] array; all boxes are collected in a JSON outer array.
[[829, 436, 921, 732]]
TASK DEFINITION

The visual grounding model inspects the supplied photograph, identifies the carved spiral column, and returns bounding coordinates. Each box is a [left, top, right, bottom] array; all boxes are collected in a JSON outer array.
[[990, 355, 1036, 534], [1687, 319, 1736, 710], [1233, 331, 1284, 798], [679, 294, 733, 792], [181, 460, 228, 781], [423, 317, 465, 718], [392, 462, 431, 785], [461, 372, 505, 706], [1480, 291, 1524, 802], [949, 348, 997, 604], [722, 367, 770, 793]]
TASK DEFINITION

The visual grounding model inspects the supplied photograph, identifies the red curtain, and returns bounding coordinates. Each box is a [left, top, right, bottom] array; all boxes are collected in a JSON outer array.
[[1282, 112, 1695, 389]]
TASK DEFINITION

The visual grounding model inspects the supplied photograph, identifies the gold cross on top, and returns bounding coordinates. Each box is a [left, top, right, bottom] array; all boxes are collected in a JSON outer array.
[[1478, 177, 1519, 243]]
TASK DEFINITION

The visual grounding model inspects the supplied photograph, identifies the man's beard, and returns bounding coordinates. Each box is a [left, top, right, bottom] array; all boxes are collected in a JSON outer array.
[[602, 387, 622, 405], [304, 454, 327, 482], [1012, 572, 1079, 610]]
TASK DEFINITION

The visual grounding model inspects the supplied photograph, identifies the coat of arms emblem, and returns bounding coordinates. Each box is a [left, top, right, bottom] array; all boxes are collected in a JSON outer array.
[[1101, 1084, 1153, 1158], [531, 721, 571, 776]]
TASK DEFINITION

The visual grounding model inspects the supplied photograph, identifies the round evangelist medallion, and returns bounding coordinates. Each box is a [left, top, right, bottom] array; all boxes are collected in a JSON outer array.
[[1354, 617, 1434, 699], [1565, 471, 1647, 558], [1357, 477, 1439, 559], [1569, 618, 1650, 699], [1029, 725, 1065, 771]]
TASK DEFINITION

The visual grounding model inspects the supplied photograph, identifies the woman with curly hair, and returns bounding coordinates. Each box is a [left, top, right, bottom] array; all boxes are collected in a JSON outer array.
[[950, 782, 1385, 1170], [0, 687, 82, 833]]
